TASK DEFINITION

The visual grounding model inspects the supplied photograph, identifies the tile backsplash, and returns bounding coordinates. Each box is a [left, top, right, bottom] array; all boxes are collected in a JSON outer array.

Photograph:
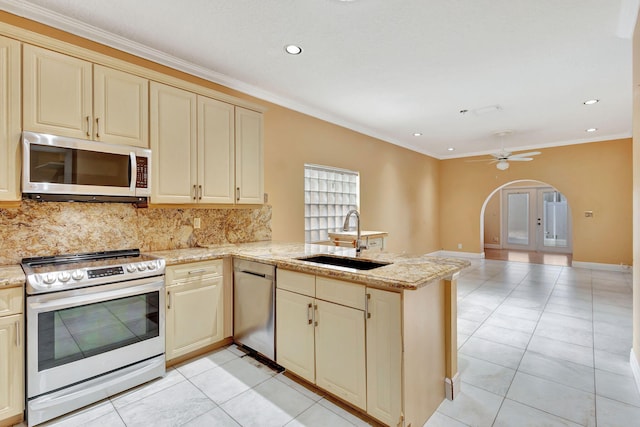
[[0, 200, 271, 265]]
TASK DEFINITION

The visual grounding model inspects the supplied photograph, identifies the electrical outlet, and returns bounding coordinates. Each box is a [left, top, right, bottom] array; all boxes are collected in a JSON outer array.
[[457, 243, 463, 249], [584, 211, 593, 217], [194, 217, 201, 229]]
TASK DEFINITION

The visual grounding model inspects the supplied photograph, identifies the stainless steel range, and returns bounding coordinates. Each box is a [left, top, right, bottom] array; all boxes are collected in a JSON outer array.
[[21, 249, 166, 426]]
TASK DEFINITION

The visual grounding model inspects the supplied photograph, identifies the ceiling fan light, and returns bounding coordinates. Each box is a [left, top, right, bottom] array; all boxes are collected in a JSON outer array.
[[496, 160, 509, 170]]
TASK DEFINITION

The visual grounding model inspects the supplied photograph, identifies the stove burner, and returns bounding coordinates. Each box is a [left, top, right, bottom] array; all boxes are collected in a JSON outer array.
[[21, 248, 165, 295]]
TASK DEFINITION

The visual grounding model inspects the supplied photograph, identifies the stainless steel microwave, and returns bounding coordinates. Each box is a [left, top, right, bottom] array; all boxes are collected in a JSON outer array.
[[22, 131, 151, 202]]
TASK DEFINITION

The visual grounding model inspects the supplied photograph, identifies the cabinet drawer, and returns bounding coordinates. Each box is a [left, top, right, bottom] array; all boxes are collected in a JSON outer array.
[[167, 259, 223, 282], [0, 287, 23, 316], [367, 237, 383, 249], [277, 269, 315, 297], [316, 277, 365, 310]]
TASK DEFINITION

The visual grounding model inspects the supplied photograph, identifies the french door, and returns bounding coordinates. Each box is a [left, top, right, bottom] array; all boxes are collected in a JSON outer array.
[[502, 188, 572, 253]]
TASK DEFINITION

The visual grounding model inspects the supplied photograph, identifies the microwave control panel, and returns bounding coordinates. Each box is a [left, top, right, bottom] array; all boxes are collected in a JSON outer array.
[[136, 157, 148, 189]]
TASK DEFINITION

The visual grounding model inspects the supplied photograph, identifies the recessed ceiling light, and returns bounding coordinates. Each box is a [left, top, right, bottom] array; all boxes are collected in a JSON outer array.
[[586, 128, 598, 132], [413, 132, 422, 137], [447, 147, 455, 151], [284, 44, 303, 55], [583, 99, 599, 105]]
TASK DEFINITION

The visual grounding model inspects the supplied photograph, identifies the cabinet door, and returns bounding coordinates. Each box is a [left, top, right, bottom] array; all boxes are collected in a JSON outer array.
[[94, 65, 149, 147], [198, 96, 235, 203], [0, 314, 23, 421], [0, 36, 20, 201], [315, 299, 366, 410], [275, 289, 315, 383], [166, 275, 224, 361], [23, 45, 92, 139], [366, 288, 402, 425], [150, 82, 197, 203], [235, 107, 264, 204]]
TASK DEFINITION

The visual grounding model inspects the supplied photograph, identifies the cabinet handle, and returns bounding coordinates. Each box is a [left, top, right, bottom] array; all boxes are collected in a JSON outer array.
[[307, 303, 313, 325], [236, 187, 240, 202], [365, 293, 371, 319], [96, 117, 100, 138], [198, 185, 203, 200], [167, 291, 172, 309], [188, 269, 206, 275], [86, 116, 91, 137], [15, 321, 20, 347], [193, 185, 197, 200], [314, 303, 318, 327]]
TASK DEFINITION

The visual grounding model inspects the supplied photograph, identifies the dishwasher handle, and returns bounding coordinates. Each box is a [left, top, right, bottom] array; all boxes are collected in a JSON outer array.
[[236, 269, 274, 281]]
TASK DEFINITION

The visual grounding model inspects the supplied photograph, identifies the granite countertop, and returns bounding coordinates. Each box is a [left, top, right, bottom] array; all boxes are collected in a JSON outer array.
[[150, 241, 470, 290], [0, 265, 26, 289]]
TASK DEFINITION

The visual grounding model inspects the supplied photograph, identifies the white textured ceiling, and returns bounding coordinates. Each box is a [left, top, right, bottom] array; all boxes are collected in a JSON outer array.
[[2, 0, 637, 158]]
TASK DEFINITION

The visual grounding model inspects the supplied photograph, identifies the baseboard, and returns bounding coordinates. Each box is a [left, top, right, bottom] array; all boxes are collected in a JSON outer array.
[[431, 250, 485, 259], [484, 244, 501, 249], [572, 261, 632, 272], [632, 349, 640, 396]]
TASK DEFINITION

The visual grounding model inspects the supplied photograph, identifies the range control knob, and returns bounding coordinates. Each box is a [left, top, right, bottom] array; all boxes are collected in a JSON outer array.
[[43, 273, 56, 284], [137, 263, 147, 271], [71, 270, 85, 281], [126, 264, 137, 273], [58, 272, 71, 282], [146, 262, 156, 270]]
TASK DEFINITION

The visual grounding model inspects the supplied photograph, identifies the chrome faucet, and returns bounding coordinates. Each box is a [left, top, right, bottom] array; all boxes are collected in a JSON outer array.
[[343, 209, 367, 254]]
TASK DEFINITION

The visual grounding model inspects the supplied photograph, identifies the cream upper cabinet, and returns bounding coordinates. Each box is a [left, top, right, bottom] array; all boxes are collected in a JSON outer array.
[[235, 107, 264, 204], [93, 65, 148, 147], [151, 81, 263, 205], [165, 260, 225, 361], [23, 45, 149, 147], [0, 287, 24, 424], [150, 81, 197, 204], [198, 96, 235, 203], [366, 287, 402, 426], [0, 36, 21, 202]]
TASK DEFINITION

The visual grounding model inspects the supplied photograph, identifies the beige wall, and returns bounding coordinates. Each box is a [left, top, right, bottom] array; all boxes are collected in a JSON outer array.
[[632, 8, 640, 386], [483, 191, 501, 246], [440, 139, 633, 265], [264, 103, 440, 254]]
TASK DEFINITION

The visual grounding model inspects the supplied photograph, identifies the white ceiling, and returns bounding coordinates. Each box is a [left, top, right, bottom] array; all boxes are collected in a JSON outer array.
[[2, 0, 638, 159]]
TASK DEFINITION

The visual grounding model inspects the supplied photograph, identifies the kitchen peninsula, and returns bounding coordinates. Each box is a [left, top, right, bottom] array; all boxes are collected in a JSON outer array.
[[151, 241, 469, 427]]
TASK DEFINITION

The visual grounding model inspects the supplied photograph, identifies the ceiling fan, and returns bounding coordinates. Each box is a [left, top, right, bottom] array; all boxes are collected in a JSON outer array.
[[467, 131, 541, 170]]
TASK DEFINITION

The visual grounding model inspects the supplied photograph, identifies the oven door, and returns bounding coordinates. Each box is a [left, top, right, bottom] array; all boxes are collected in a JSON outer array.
[[26, 277, 165, 398]]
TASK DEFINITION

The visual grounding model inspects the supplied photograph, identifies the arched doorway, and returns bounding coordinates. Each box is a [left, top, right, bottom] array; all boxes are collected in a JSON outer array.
[[480, 180, 573, 265]]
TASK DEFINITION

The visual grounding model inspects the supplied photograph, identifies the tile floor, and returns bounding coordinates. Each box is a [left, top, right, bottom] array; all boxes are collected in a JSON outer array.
[[22, 258, 639, 427]]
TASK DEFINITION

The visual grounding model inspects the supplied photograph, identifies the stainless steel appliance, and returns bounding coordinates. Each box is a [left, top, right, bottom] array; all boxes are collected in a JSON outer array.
[[22, 131, 151, 203], [233, 259, 276, 360], [21, 249, 166, 426]]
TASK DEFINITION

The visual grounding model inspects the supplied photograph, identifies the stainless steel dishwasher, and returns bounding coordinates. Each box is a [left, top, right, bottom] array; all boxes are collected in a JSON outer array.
[[233, 259, 276, 360]]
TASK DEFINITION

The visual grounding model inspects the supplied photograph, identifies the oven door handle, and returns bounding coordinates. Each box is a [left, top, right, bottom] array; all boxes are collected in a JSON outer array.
[[28, 279, 163, 313]]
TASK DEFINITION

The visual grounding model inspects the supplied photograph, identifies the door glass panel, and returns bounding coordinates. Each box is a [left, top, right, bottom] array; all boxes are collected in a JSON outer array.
[[542, 191, 569, 248], [37, 291, 160, 371], [507, 193, 529, 245]]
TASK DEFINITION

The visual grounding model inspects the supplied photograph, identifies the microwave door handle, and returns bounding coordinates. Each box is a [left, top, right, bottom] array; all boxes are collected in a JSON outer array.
[[129, 152, 136, 193]]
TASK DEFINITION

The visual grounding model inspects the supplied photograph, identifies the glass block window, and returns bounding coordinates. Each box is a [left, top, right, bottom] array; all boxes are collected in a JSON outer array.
[[304, 164, 360, 243]]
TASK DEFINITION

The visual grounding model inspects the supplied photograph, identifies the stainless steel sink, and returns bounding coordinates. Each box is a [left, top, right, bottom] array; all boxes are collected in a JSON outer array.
[[296, 255, 391, 270]]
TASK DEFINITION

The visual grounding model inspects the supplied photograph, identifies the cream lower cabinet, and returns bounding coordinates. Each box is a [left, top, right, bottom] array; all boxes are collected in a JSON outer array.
[[23, 45, 149, 147], [0, 36, 21, 202], [276, 270, 366, 411], [0, 287, 24, 425], [165, 260, 225, 361], [276, 269, 406, 426]]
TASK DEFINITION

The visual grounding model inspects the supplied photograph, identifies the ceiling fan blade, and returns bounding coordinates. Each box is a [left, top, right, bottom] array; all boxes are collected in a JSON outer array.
[[508, 157, 534, 161], [509, 151, 541, 159]]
